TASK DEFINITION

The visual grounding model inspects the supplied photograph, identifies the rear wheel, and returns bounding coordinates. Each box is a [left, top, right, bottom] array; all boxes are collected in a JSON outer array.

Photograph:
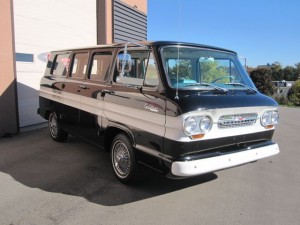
[[111, 133, 140, 184], [48, 112, 68, 142]]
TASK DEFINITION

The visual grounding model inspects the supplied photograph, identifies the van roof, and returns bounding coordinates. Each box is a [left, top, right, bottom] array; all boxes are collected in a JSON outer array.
[[51, 41, 237, 54]]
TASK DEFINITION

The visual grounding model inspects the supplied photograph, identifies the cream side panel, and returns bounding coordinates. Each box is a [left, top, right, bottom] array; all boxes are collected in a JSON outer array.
[[39, 87, 65, 104], [40, 87, 82, 113], [80, 94, 105, 116], [62, 92, 82, 111], [104, 101, 166, 137], [40, 88, 165, 136]]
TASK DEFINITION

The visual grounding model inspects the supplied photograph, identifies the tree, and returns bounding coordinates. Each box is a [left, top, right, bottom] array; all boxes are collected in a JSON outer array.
[[246, 66, 255, 74], [295, 62, 300, 79], [249, 68, 275, 96], [169, 59, 192, 79], [200, 61, 227, 83], [270, 62, 284, 81], [295, 62, 300, 71], [288, 80, 300, 106], [283, 66, 296, 81]]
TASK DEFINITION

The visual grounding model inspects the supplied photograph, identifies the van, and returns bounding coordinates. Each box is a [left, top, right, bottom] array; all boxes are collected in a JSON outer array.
[[38, 41, 280, 184]]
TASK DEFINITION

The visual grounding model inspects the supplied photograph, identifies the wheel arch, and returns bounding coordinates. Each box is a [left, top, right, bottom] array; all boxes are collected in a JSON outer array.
[[44, 108, 52, 120], [104, 123, 135, 151]]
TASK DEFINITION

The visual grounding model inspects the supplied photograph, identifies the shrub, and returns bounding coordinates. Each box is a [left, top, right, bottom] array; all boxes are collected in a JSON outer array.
[[274, 96, 288, 105]]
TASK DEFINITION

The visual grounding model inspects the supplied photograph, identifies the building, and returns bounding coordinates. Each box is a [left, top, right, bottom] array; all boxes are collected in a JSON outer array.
[[0, 0, 147, 136], [273, 80, 295, 99]]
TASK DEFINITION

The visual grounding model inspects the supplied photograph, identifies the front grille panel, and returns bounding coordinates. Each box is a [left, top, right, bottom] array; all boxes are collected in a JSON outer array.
[[218, 113, 258, 129]]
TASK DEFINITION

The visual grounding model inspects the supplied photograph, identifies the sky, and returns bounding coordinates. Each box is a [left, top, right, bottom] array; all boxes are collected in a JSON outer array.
[[147, 0, 300, 67]]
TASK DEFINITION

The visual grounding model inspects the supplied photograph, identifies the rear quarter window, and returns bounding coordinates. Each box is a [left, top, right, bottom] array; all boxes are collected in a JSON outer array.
[[51, 53, 70, 76]]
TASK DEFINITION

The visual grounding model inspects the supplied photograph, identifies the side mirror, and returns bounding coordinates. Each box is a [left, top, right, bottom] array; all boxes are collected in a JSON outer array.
[[117, 53, 132, 75]]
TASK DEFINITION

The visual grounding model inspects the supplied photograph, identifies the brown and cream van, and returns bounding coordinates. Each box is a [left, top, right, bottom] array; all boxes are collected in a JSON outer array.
[[38, 41, 280, 184]]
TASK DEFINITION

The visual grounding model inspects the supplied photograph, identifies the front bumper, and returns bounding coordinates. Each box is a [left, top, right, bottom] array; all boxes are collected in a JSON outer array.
[[171, 143, 279, 176]]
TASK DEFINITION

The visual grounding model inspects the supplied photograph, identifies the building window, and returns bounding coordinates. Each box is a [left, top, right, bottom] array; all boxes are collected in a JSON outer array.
[[16, 53, 34, 62]]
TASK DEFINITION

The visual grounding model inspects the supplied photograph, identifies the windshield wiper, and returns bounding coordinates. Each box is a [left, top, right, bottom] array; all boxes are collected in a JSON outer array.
[[184, 82, 228, 93], [225, 82, 257, 94]]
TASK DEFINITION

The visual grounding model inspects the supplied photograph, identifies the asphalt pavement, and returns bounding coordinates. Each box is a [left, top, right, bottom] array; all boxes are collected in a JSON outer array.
[[0, 107, 299, 225]]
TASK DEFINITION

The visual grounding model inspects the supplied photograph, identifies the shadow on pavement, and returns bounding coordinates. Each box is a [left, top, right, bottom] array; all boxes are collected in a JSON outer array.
[[0, 128, 217, 206]]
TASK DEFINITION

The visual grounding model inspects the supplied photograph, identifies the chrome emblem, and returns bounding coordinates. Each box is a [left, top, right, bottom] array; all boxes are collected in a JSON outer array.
[[144, 103, 159, 112]]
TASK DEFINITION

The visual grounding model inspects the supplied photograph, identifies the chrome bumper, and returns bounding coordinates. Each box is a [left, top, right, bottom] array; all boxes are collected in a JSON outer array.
[[171, 143, 280, 177]]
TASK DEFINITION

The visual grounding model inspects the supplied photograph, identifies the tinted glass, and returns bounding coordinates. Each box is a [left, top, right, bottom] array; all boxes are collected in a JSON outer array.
[[161, 46, 255, 90], [89, 52, 112, 81], [70, 53, 89, 79], [52, 53, 70, 76]]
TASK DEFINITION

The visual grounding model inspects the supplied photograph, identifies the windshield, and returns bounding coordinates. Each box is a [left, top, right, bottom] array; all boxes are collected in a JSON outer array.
[[161, 46, 256, 90]]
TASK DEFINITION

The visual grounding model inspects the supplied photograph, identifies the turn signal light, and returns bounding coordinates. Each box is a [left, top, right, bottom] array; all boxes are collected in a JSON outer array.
[[265, 125, 274, 129], [191, 134, 205, 139]]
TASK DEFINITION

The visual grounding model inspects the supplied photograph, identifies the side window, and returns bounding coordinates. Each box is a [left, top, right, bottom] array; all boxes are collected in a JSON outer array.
[[115, 50, 159, 87], [89, 52, 112, 82], [70, 52, 89, 79], [118, 55, 142, 79], [51, 53, 70, 76]]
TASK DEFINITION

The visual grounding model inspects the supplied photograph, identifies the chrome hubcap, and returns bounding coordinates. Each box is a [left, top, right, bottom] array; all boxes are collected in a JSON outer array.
[[112, 140, 131, 177], [49, 114, 58, 138]]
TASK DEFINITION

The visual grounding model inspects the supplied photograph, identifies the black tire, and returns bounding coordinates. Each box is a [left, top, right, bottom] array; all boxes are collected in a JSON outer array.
[[48, 112, 68, 142], [110, 133, 140, 184]]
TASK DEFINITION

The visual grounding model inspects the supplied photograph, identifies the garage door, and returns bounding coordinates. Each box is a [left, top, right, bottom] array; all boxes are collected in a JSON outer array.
[[15, 53, 47, 127], [13, 0, 97, 127]]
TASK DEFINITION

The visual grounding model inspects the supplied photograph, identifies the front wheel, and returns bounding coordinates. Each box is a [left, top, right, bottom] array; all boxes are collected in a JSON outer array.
[[111, 133, 140, 184], [48, 112, 68, 142]]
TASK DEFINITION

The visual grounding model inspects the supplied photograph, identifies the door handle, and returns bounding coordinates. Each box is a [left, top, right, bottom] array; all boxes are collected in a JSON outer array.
[[79, 85, 89, 89], [101, 89, 114, 97]]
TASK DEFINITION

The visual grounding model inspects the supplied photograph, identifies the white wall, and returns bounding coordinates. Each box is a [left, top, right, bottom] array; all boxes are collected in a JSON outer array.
[[14, 0, 97, 127]]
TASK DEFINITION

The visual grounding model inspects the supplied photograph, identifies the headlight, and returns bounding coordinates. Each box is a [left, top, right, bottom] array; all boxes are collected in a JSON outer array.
[[199, 116, 213, 133], [183, 116, 212, 136], [183, 117, 198, 135], [261, 110, 279, 127]]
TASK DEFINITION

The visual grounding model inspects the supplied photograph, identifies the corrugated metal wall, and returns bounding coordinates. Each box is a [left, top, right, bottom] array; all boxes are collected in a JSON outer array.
[[113, 0, 147, 42]]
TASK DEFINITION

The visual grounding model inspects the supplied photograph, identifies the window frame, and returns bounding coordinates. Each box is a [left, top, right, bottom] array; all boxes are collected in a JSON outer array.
[[87, 50, 114, 83], [50, 52, 71, 77], [113, 48, 160, 90], [69, 51, 90, 80]]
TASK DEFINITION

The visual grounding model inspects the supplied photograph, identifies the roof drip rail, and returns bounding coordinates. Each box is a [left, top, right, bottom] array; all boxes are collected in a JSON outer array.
[[123, 42, 149, 50]]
